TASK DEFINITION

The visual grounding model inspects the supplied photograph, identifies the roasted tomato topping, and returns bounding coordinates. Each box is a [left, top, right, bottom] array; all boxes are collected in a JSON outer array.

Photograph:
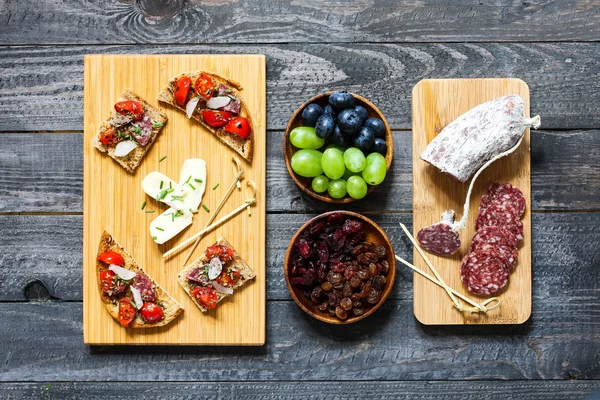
[[216, 268, 241, 288], [194, 74, 214, 101], [97, 251, 125, 266], [99, 270, 127, 296], [114, 100, 144, 121], [224, 117, 251, 139], [139, 302, 164, 323], [118, 298, 137, 326], [202, 110, 233, 128], [205, 245, 235, 263], [190, 286, 218, 309], [99, 126, 119, 146], [174, 76, 191, 106]]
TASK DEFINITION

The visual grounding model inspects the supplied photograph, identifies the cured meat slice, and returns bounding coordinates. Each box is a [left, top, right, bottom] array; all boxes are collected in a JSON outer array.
[[460, 250, 510, 296], [417, 222, 461, 256], [420, 95, 540, 182], [479, 183, 526, 218], [475, 205, 524, 241], [469, 226, 518, 271]]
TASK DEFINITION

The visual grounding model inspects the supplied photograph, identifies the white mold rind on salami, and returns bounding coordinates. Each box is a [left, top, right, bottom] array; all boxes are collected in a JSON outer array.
[[420, 95, 539, 183]]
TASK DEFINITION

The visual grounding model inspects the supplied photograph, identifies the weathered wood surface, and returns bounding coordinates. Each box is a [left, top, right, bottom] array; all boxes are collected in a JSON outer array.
[[1, 294, 600, 381], [1, 212, 598, 304], [1, 129, 598, 214], [1, 0, 599, 45], [1, 43, 599, 131], [2, 381, 599, 400]]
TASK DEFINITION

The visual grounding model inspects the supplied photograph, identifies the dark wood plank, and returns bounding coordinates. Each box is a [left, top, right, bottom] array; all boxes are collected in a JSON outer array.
[[1, 44, 599, 131], [1, 129, 598, 213], [1, 212, 598, 305], [1, 294, 600, 381], [1, 0, 598, 45], [2, 381, 599, 399]]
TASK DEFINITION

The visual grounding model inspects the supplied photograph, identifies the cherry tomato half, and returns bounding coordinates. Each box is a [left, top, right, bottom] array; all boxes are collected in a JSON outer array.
[[118, 298, 137, 326], [114, 100, 144, 121], [202, 110, 233, 128], [139, 302, 164, 323], [174, 76, 191, 106], [204, 245, 235, 263], [194, 74, 214, 101], [225, 117, 251, 139], [190, 286, 218, 309], [99, 270, 127, 296], [216, 269, 241, 288], [99, 126, 119, 146], [97, 251, 125, 266]]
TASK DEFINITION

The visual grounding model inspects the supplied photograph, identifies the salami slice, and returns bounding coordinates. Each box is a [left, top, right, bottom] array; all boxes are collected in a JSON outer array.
[[133, 273, 157, 303], [478, 183, 525, 218], [469, 226, 518, 271], [460, 250, 510, 296], [475, 206, 524, 242], [417, 223, 461, 256]]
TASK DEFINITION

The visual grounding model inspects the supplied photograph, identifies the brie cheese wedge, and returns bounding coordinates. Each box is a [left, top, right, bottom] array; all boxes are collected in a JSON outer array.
[[177, 158, 207, 213]]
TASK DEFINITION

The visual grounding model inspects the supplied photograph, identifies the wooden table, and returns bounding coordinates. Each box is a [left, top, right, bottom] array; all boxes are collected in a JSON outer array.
[[0, 1, 599, 398]]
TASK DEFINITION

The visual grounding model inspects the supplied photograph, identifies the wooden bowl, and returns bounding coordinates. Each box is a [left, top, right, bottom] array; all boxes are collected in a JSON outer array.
[[284, 211, 396, 324], [284, 92, 393, 203]]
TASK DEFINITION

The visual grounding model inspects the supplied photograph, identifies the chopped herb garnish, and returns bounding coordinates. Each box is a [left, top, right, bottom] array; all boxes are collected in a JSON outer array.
[[194, 178, 203, 183], [188, 183, 196, 190], [152, 235, 157, 240], [130, 300, 138, 309], [228, 94, 237, 100], [224, 88, 232, 93], [159, 180, 164, 189], [131, 124, 142, 134], [185, 175, 192, 184], [157, 190, 167, 200], [145, 210, 155, 213], [169, 182, 172, 189], [159, 155, 167, 162], [141, 201, 146, 210], [202, 204, 210, 213], [212, 183, 219, 190], [156, 227, 164, 231], [153, 121, 164, 128], [45, 384, 52, 391], [171, 195, 184, 201], [166, 188, 175, 194]]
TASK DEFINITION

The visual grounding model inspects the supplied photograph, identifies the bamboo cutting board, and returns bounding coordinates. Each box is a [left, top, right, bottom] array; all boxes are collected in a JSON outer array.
[[412, 78, 532, 325], [83, 54, 266, 345]]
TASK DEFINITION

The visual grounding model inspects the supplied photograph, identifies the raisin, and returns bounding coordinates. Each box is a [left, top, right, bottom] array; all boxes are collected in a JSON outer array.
[[343, 282, 353, 298], [340, 297, 353, 311], [321, 281, 333, 292], [366, 288, 380, 305], [349, 276, 362, 288], [375, 245, 387, 259], [380, 260, 390, 275], [357, 270, 369, 281], [357, 252, 379, 265], [372, 275, 386, 290], [327, 271, 343, 285], [311, 286, 323, 303], [335, 306, 348, 320], [317, 302, 328, 312], [343, 265, 357, 280], [352, 306, 365, 317], [369, 263, 378, 277]]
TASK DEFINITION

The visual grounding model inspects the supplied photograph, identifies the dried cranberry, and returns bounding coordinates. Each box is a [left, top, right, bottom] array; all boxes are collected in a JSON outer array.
[[342, 219, 364, 236], [343, 265, 357, 280], [327, 213, 344, 226], [326, 228, 346, 252], [309, 221, 325, 236], [317, 241, 329, 263], [329, 262, 346, 274], [295, 237, 311, 258]]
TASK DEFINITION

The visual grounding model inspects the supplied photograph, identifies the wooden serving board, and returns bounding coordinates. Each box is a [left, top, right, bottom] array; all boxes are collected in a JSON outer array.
[[83, 54, 266, 345], [412, 78, 532, 325]]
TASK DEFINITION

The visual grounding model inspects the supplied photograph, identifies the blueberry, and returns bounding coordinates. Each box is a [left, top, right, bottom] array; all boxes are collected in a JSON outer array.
[[353, 126, 375, 151], [372, 138, 387, 155], [354, 105, 368, 124], [301, 103, 323, 127], [331, 125, 350, 147], [328, 91, 355, 110], [315, 114, 336, 140], [364, 118, 386, 139], [337, 109, 362, 136]]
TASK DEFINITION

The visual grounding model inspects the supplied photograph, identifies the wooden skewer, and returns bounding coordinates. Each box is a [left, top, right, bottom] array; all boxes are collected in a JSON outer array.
[[394, 254, 500, 313], [399, 223, 463, 311], [233, 157, 242, 191], [180, 168, 245, 266], [163, 196, 256, 259]]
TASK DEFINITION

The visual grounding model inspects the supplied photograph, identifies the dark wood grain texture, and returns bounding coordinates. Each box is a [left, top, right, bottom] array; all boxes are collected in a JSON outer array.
[[1, 212, 597, 305], [1, 0, 599, 45], [1, 129, 598, 214], [1, 43, 599, 131], [2, 381, 599, 400]]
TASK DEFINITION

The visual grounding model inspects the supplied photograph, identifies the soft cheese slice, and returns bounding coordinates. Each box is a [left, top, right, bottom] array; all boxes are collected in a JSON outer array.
[[177, 158, 207, 213], [142, 171, 186, 211], [150, 207, 194, 244]]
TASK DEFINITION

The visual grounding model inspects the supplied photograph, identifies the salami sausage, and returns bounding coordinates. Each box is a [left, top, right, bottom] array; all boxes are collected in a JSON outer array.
[[417, 223, 461, 256], [475, 205, 524, 241], [133, 273, 157, 303], [479, 183, 525, 218], [420, 95, 540, 182], [469, 226, 518, 271], [460, 249, 510, 296]]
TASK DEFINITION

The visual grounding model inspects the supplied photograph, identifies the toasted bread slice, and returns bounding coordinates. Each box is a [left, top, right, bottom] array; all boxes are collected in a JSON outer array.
[[157, 71, 253, 163], [96, 231, 183, 328], [93, 90, 168, 173], [178, 237, 256, 312]]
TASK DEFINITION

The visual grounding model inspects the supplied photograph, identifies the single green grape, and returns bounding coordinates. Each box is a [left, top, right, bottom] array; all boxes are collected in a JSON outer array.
[[321, 148, 345, 180], [291, 149, 323, 178], [346, 175, 368, 199], [343, 147, 366, 173], [325, 144, 347, 155], [290, 126, 326, 149], [311, 175, 329, 193], [327, 179, 347, 199], [362, 152, 387, 185]]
